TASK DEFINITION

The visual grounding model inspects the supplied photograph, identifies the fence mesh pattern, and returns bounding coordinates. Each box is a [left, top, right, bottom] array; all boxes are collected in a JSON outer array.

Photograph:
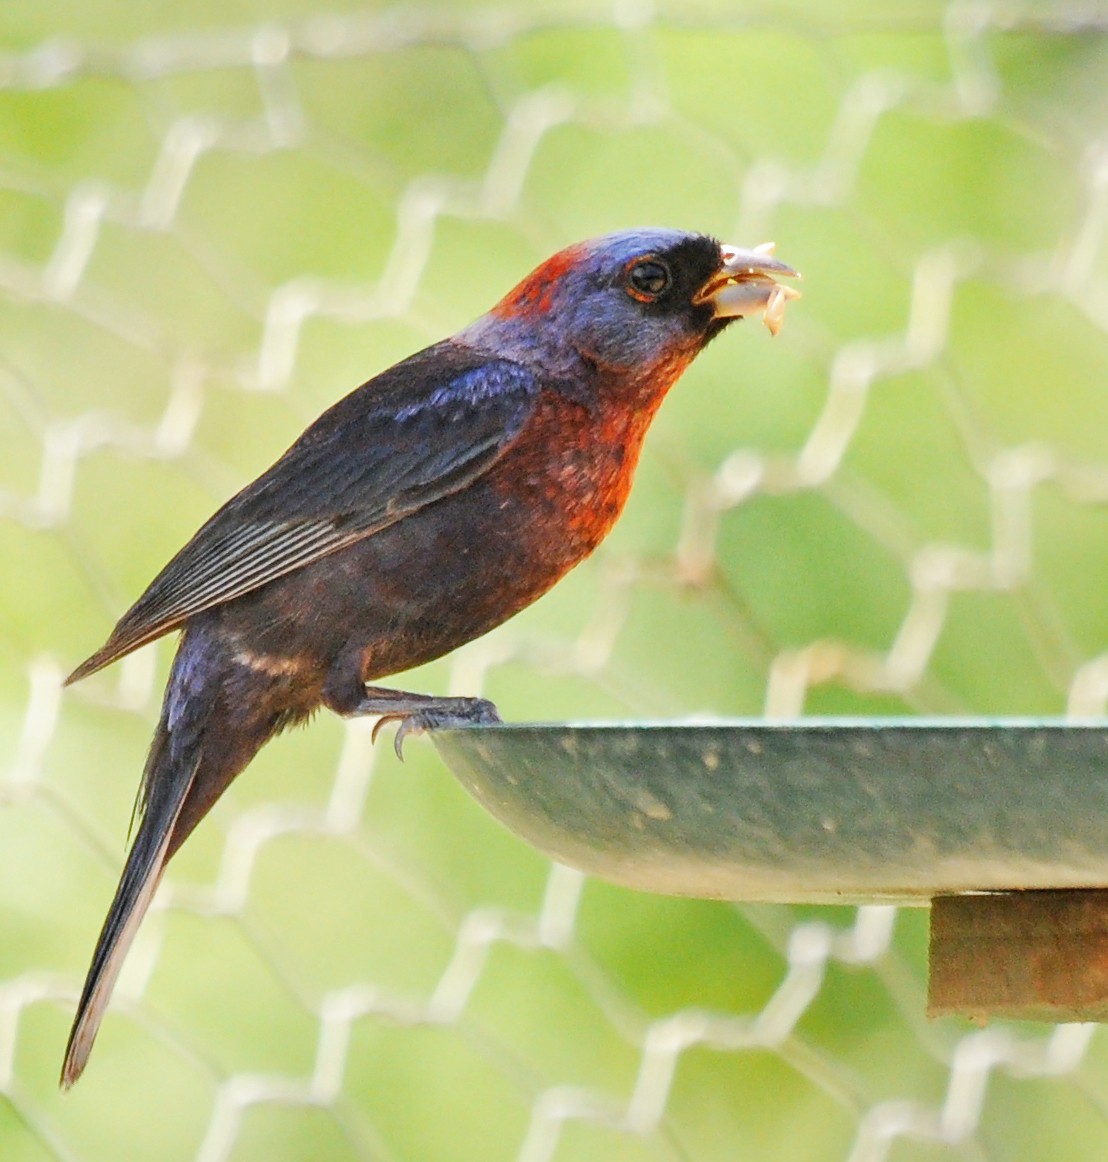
[[2, 2, 1108, 1160]]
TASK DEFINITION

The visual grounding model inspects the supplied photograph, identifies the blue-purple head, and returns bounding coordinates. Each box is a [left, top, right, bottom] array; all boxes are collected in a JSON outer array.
[[463, 228, 799, 380]]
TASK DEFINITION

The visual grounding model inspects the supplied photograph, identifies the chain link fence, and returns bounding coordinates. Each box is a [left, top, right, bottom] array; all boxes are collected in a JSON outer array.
[[2, 1, 1108, 1159]]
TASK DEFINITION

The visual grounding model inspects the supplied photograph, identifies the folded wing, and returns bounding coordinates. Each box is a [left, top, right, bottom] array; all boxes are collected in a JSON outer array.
[[69, 342, 540, 682]]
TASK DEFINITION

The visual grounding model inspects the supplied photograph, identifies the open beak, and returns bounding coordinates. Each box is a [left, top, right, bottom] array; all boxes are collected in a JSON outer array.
[[695, 242, 802, 336]]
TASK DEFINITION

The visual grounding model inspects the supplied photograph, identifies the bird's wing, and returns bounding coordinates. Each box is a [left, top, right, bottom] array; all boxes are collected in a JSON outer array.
[[69, 343, 541, 682]]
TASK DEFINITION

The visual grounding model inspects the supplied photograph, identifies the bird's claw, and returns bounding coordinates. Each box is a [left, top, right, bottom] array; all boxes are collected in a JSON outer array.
[[370, 697, 502, 760], [370, 711, 429, 759]]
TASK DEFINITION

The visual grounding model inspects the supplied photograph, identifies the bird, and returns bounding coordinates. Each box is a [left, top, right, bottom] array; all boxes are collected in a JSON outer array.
[[60, 228, 799, 1086]]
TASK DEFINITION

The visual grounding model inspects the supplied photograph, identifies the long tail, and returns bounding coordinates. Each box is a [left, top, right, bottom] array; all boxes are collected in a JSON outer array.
[[60, 714, 202, 1087], [60, 628, 283, 1088]]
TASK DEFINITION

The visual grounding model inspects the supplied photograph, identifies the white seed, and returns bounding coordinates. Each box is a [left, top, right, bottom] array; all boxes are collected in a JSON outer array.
[[764, 284, 787, 336]]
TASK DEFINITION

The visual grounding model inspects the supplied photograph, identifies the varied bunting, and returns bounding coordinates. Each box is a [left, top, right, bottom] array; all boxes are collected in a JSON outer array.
[[61, 228, 799, 1085]]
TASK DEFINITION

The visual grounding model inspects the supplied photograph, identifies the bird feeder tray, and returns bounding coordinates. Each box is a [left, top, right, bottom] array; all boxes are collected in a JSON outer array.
[[433, 719, 1108, 1023]]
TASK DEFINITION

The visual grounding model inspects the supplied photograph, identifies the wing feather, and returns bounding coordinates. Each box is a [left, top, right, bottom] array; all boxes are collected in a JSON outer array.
[[69, 343, 539, 683]]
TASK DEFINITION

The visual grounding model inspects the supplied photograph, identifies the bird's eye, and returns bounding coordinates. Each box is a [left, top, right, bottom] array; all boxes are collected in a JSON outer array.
[[626, 259, 671, 301]]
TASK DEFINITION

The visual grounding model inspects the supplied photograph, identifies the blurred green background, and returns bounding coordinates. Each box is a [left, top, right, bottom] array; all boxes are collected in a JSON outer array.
[[2, 1, 1108, 1160]]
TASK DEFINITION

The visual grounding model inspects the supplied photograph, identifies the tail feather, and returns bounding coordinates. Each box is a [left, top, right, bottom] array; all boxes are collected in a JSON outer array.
[[61, 623, 294, 1087], [60, 630, 221, 1089], [60, 717, 202, 1088]]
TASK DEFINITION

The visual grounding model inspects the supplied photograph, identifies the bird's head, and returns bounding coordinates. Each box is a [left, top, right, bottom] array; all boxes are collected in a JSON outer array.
[[462, 228, 799, 385]]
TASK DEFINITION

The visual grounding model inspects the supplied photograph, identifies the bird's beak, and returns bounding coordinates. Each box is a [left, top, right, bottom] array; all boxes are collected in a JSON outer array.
[[695, 242, 802, 336]]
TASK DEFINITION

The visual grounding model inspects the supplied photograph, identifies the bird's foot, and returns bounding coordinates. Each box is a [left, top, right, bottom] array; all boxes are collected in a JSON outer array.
[[350, 686, 502, 759]]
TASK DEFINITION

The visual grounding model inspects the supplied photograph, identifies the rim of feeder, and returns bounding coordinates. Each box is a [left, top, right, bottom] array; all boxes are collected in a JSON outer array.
[[431, 719, 1108, 904]]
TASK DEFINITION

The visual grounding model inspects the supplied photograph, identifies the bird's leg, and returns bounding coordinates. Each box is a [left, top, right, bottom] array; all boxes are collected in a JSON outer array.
[[322, 647, 500, 757], [338, 684, 502, 759]]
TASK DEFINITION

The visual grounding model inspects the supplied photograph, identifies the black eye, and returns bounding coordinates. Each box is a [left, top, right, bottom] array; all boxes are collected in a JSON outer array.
[[627, 259, 671, 300]]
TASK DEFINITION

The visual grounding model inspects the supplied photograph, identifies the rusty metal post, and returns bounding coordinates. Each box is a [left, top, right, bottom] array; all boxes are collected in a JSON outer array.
[[929, 890, 1108, 1022]]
